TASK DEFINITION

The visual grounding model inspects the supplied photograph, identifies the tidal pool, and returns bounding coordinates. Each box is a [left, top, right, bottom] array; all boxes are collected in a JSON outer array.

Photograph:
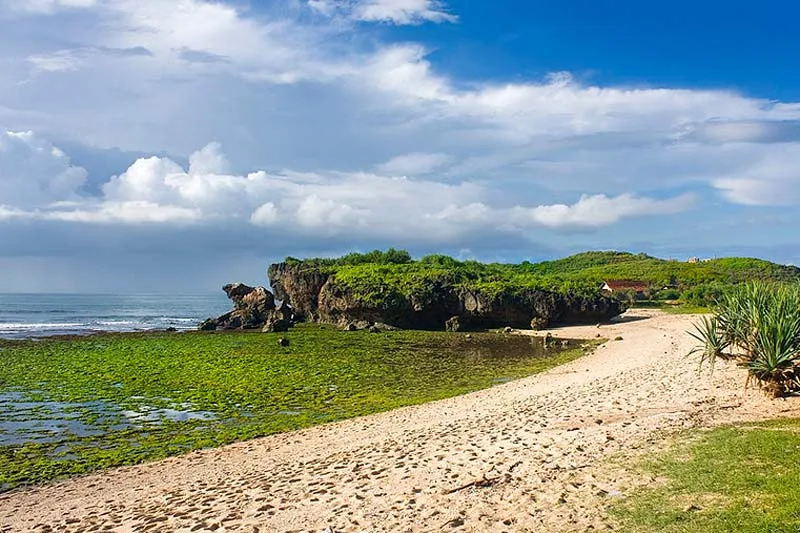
[[0, 326, 592, 490]]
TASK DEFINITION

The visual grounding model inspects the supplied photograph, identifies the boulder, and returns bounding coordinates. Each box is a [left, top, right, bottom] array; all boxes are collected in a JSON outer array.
[[262, 302, 293, 333], [445, 316, 461, 332], [198, 318, 218, 331], [199, 283, 295, 332]]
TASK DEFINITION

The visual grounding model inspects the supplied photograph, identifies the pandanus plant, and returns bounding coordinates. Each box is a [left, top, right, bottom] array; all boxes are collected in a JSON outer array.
[[690, 282, 800, 397]]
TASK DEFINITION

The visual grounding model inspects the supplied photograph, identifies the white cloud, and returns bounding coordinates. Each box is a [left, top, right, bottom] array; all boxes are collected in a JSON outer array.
[[250, 202, 278, 225], [0, 130, 87, 207], [0, 0, 96, 14], [712, 143, 800, 205], [0, 205, 29, 220], [521, 193, 695, 229], [0, 138, 696, 238], [27, 49, 83, 73], [43, 201, 201, 224], [188, 141, 230, 175], [309, 0, 457, 25], [375, 152, 451, 175]]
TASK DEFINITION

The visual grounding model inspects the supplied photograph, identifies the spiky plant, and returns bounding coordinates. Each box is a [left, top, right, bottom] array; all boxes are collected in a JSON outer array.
[[688, 316, 730, 370], [689, 281, 800, 397]]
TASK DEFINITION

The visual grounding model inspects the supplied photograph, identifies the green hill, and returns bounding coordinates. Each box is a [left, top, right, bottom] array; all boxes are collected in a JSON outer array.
[[279, 249, 800, 307]]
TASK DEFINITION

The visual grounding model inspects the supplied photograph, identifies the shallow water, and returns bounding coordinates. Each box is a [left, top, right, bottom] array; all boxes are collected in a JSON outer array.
[[0, 391, 217, 446]]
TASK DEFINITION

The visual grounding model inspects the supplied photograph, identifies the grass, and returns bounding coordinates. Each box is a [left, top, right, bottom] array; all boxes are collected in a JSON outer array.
[[0, 325, 593, 491], [611, 419, 800, 532], [625, 300, 710, 314], [662, 304, 711, 315]]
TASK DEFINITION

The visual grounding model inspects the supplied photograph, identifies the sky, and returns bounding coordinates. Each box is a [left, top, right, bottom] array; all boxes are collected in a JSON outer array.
[[1, 0, 799, 292]]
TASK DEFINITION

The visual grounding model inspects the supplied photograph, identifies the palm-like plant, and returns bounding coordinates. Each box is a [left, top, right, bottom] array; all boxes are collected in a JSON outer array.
[[689, 282, 800, 397], [688, 316, 730, 369]]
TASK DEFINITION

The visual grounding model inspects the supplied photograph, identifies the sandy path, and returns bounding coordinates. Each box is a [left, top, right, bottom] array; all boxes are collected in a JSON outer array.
[[2, 310, 799, 533]]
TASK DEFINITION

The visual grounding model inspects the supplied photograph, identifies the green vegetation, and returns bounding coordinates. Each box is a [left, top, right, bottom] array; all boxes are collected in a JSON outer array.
[[282, 249, 799, 307], [689, 282, 800, 396], [611, 419, 800, 532], [0, 325, 592, 490]]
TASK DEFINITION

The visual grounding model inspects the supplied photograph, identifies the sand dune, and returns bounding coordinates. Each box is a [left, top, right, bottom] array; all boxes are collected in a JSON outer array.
[[2, 310, 798, 532]]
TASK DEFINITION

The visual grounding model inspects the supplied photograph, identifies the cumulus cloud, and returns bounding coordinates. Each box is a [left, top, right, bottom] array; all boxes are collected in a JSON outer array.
[[0, 130, 87, 207], [522, 193, 696, 229], [309, 0, 457, 25], [0, 138, 695, 236]]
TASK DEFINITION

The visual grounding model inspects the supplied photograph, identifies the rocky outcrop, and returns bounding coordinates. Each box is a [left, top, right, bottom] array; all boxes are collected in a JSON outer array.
[[268, 263, 625, 331], [267, 263, 330, 321], [198, 283, 293, 332]]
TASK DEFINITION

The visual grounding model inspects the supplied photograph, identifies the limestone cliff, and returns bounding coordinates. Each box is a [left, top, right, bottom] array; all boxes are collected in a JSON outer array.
[[267, 262, 625, 331]]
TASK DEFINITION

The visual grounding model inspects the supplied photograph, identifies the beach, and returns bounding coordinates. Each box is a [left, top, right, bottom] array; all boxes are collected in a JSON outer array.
[[2, 309, 798, 532]]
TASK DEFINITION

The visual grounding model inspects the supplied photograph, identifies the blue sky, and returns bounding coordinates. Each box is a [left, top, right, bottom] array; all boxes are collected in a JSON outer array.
[[0, 0, 799, 292]]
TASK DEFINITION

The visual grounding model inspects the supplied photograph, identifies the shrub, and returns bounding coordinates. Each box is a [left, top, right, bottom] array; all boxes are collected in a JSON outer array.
[[690, 282, 800, 397]]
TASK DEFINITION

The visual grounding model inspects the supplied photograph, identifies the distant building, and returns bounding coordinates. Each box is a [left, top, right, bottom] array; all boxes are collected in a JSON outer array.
[[600, 280, 649, 295], [687, 257, 699, 263]]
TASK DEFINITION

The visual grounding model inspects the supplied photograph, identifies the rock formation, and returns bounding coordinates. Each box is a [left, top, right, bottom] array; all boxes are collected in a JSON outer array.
[[268, 262, 625, 331], [198, 283, 293, 332]]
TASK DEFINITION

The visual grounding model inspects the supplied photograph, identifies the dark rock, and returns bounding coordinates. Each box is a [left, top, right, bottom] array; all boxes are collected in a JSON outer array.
[[445, 316, 461, 332], [263, 301, 293, 332], [503, 326, 513, 334], [278, 337, 290, 347], [198, 318, 218, 331], [165, 327, 178, 332], [343, 322, 358, 331], [199, 282, 295, 332], [530, 317, 548, 330], [368, 325, 381, 333]]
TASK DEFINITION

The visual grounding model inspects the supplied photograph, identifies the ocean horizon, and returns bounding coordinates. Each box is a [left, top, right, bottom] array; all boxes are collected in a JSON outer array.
[[0, 292, 232, 339]]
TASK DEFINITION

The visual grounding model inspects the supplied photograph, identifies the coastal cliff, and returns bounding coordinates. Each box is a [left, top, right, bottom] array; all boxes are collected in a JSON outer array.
[[267, 261, 624, 331]]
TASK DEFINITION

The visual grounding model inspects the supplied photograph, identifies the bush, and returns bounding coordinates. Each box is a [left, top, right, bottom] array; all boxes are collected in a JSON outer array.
[[690, 282, 800, 397]]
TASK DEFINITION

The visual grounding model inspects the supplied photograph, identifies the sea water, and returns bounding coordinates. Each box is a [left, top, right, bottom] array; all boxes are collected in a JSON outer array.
[[0, 293, 231, 339]]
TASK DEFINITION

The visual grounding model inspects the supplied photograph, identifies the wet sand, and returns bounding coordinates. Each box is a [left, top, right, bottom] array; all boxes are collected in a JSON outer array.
[[2, 309, 798, 532]]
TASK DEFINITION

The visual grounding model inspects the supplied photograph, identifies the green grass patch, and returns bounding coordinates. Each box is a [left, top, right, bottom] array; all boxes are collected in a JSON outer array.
[[661, 304, 711, 315], [611, 419, 800, 532], [0, 326, 593, 490]]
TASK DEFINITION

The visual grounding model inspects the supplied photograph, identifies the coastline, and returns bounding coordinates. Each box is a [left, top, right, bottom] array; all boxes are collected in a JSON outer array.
[[2, 309, 799, 532]]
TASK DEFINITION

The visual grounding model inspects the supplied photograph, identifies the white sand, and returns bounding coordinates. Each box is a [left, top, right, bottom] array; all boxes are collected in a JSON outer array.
[[1, 310, 798, 532]]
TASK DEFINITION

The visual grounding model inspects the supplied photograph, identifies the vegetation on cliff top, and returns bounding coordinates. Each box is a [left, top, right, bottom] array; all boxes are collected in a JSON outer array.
[[280, 249, 800, 306]]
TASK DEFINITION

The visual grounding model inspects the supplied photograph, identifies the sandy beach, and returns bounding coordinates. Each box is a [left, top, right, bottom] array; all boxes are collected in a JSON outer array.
[[2, 309, 798, 532]]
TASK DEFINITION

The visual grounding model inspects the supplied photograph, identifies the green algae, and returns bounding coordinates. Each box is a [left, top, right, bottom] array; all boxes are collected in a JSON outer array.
[[0, 325, 592, 490]]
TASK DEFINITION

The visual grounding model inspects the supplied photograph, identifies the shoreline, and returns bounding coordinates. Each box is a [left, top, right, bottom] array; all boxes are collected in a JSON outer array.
[[2, 309, 799, 532]]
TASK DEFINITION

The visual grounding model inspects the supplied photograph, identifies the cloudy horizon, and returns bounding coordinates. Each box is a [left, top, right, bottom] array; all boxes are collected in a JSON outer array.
[[1, 0, 799, 292]]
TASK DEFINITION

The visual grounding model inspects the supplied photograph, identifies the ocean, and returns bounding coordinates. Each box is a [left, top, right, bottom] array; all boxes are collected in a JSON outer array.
[[0, 293, 232, 339]]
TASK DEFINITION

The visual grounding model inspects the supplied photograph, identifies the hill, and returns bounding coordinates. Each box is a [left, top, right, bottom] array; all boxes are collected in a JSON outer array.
[[277, 249, 800, 309]]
